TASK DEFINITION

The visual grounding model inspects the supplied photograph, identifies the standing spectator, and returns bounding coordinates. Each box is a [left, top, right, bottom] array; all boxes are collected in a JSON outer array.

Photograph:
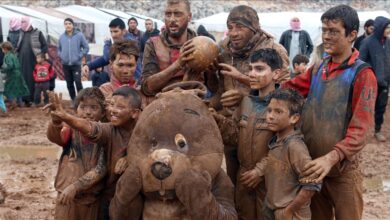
[[127, 17, 144, 41], [354, 19, 374, 50], [7, 17, 21, 49], [359, 16, 390, 142], [15, 16, 48, 106], [140, 19, 160, 54], [197, 24, 216, 41], [91, 67, 110, 87], [58, 18, 89, 105], [279, 17, 313, 64], [32, 53, 54, 106]]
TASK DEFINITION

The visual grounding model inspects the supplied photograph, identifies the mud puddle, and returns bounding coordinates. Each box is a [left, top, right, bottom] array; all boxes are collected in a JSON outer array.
[[0, 145, 61, 161]]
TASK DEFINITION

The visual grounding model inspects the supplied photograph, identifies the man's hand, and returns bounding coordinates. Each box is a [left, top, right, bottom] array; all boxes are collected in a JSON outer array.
[[115, 157, 129, 175], [219, 63, 241, 80], [209, 108, 226, 123], [177, 39, 196, 68], [274, 207, 293, 220], [220, 89, 243, 107], [82, 65, 90, 79], [301, 150, 340, 183], [240, 169, 263, 188], [58, 184, 77, 205]]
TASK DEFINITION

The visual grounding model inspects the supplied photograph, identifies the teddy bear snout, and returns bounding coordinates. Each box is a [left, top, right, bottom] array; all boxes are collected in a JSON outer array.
[[150, 161, 172, 180]]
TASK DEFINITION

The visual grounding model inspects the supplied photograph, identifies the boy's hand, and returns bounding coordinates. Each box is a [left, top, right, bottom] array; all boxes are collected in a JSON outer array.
[[44, 92, 68, 120], [58, 184, 77, 205], [220, 89, 243, 107], [302, 150, 339, 183], [219, 63, 241, 80], [240, 169, 263, 188], [115, 157, 128, 175], [208, 108, 226, 123], [274, 207, 293, 220]]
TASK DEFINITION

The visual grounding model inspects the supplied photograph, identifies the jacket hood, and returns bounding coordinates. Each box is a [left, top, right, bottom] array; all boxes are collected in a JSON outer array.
[[147, 28, 160, 35], [373, 16, 390, 39], [63, 29, 80, 36]]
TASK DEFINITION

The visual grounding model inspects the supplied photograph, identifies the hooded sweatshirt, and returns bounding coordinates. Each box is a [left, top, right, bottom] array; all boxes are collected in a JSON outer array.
[[359, 16, 390, 87], [58, 30, 89, 66]]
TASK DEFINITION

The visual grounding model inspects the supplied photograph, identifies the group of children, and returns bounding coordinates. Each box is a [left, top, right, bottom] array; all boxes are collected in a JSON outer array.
[[0, 41, 55, 116]]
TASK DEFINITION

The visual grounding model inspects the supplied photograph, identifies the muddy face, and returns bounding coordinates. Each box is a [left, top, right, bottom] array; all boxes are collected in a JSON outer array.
[[127, 89, 223, 194]]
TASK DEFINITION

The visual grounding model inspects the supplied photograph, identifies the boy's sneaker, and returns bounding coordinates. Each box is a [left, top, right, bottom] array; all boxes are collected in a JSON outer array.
[[375, 132, 386, 142]]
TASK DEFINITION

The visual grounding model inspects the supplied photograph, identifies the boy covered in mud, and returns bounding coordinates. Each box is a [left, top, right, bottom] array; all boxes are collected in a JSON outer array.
[[46, 86, 141, 219], [260, 89, 320, 220], [211, 48, 282, 219], [46, 87, 107, 220]]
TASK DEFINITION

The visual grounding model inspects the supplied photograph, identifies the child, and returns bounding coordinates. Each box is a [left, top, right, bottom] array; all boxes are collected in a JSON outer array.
[[46, 86, 141, 219], [282, 5, 377, 219], [291, 54, 309, 78], [211, 48, 282, 219], [0, 70, 7, 116], [92, 67, 110, 87], [259, 89, 320, 220], [33, 53, 54, 106], [1, 42, 29, 109], [46, 87, 107, 220]]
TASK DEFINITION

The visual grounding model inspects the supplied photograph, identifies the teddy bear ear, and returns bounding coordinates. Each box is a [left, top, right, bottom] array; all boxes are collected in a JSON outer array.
[[161, 81, 207, 99]]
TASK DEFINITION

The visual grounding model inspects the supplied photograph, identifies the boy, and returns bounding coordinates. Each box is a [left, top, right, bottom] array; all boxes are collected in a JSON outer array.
[[212, 48, 282, 219], [261, 89, 320, 220], [46, 87, 107, 220], [282, 5, 377, 219], [47, 86, 141, 219], [92, 67, 110, 87], [33, 52, 54, 106], [290, 54, 309, 78]]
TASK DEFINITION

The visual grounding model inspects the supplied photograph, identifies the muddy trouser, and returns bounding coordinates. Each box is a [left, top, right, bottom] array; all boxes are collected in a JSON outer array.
[[63, 64, 83, 101], [235, 167, 266, 220], [224, 145, 239, 186], [311, 167, 363, 220], [262, 201, 311, 220], [55, 194, 100, 220], [375, 85, 389, 132]]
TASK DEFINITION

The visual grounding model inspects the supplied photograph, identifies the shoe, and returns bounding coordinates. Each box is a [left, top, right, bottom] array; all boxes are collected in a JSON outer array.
[[375, 132, 386, 142]]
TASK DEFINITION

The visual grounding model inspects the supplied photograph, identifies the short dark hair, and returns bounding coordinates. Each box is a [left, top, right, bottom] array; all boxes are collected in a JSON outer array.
[[166, 0, 191, 13], [36, 52, 46, 60], [74, 87, 106, 113], [321, 4, 359, 37], [128, 17, 138, 25], [250, 48, 283, 71], [292, 54, 309, 66], [109, 18, 126, 30], [112, 86, 142, 109], [268, 88, 304, 116], [1, 41, 13, 51], [364, 19, 374, 28], [109, 40, 139, 62]]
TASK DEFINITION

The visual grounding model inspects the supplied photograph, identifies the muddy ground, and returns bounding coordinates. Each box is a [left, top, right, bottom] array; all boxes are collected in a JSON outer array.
[[0, 101, 390, 220]]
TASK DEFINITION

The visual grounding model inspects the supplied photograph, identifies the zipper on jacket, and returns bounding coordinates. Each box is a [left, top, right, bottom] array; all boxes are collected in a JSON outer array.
[[68, 38, 71, 65]]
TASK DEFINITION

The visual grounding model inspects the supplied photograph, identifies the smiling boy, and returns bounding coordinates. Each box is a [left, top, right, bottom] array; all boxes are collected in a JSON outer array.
[[282, 5, 377, 219], [212, 48, 282, 219]]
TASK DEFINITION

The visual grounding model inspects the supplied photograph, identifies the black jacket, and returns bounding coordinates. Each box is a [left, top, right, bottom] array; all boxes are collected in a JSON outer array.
[[279, 29, 313, 57], [197, 25, 216, 41], [359, 16, 390, 87], [140, 29, 160, 53]]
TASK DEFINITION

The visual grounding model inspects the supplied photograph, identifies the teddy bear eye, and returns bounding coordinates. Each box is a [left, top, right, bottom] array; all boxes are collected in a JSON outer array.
[[175, 134, 187, 149], [151, 137, 158, 147]]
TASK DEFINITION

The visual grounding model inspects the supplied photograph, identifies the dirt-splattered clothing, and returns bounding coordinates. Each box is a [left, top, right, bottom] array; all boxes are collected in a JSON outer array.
[[216, 94, 273, 220], [282, 49, 377, 220], [53, 126, 106, 220], [263, 131, 320, 220], [141, 29, 197, 96], [99, 75, 136, 106]]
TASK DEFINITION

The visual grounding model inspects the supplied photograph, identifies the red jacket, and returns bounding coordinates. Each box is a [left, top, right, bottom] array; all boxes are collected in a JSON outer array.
[[282, 49, 377, 161], [33, 61, 54, 82]]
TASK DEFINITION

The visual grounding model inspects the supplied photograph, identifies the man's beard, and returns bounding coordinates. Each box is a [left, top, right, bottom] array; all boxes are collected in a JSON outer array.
[[168, 25, 187, 38]]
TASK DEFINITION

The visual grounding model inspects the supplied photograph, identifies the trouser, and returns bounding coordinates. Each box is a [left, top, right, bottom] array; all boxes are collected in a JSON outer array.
[[224, 145, 239, 185], [0, 93, 6, 112], [263, 202, 311, 220], [7, 96, 23, 106], [34, 81, 50, 105], [375, 85, 389, 132], [235, 167, 266, 220], [54, 194, 100, 220], [310, 167, 363, 220], [50, 73, 57, 91], [63, 64, 83, 101]]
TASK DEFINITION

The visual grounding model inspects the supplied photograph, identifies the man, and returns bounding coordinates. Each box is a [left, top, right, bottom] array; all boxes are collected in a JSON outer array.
[[58, 18, 89, 104], [283, 5, 377, 220], [359, 16, 390, 142], [279, 17, 314, 64], [140, 18, 160, 54], [354, 19, 374, 50], [141, 0, 201, 97], [214, 5, 289, 188], [127, 17, 144, 42]]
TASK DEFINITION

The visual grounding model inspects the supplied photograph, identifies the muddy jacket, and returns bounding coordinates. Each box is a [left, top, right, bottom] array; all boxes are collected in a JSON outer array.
[[141, 29, 197, 96], [265, 131, 320, 210], [218, 31, 289, 97], [216, 94, 273, 170]]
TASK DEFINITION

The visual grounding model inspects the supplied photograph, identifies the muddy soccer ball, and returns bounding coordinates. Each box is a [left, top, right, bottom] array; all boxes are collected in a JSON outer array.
[[182, 36, 219, 73]]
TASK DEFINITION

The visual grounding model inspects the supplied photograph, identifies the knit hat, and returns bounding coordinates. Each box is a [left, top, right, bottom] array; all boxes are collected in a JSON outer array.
[[227, 5, 260, 33], [64, 17, 74, 25]]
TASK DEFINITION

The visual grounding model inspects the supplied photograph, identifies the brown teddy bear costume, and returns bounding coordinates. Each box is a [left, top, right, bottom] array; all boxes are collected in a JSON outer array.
[[110, 82, 237, 220]]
